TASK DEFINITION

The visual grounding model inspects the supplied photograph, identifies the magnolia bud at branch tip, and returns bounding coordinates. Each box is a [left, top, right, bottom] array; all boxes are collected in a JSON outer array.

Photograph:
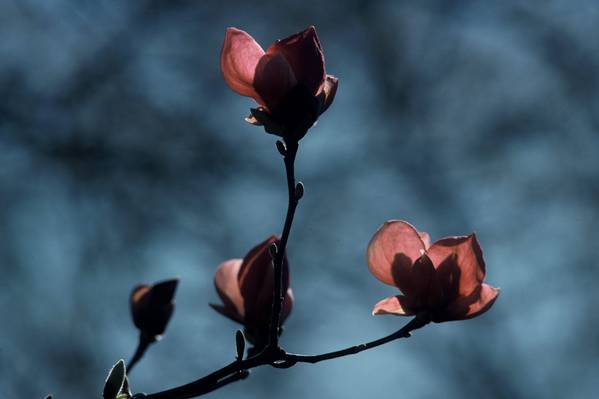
[[130, 278, 179, 339]]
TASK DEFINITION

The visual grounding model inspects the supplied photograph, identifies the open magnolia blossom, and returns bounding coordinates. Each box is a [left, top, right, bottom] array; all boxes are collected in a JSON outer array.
[[368, 220, 499, 323], [221, 26, 338, 141], [210, 236, 294, 347], [130, 278, 179, 339]]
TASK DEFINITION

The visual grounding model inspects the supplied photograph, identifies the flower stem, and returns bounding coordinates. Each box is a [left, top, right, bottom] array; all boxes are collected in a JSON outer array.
[[137, 140, 432, 399], [145, 139, 303, 399], [144, 349, 278, 399], [127, 332, 154, 373], [143, 316, 428, 398], [285, 313, 430, 364], [268, 139, 299, 350], [145, 360, 251, 399]]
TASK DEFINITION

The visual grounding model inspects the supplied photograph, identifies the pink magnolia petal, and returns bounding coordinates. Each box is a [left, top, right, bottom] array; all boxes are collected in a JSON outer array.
[[435, 284, 500, 322], [239, 236, 289, 301], [418, 232, 431, 249], [214, 258, 245, 320], [253, 53, 297, 111], [427, 234, 485, 297], [221, 27, 265, 101], [317, 75, 338, 115], [209, 303, 244, 324], [130, 281, 178, 336], [372, 295, 416, 316], [463, 284, 500, 318], [239, 236, 290, 327], [267, 26, 325, 95], [367, 220, 428, 286], [238, 236, 277, 285]]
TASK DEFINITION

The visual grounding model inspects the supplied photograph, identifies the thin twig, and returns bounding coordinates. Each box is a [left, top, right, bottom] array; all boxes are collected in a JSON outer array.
[[201, 371, 250, 396], [146, 139, 304, 399], [127, 333, 154, 373], [138, 136, 431, 398], [285, 314, 430, 364], [269, 139, 299, 349], [145, 343, 283, 398], [144, 316, 429, 398], [150, 370, 250, 399]]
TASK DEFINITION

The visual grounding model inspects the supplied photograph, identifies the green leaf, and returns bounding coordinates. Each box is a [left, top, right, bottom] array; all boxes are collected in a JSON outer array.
[[121, 375, 133, 398], [103, 359, 126, 399]]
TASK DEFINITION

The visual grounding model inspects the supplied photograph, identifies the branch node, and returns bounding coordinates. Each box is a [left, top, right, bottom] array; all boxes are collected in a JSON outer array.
[[294, 182, 304, 200], [238, 370, 250, 379]]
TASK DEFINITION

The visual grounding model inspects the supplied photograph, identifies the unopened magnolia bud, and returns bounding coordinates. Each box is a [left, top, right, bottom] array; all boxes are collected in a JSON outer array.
[[211, 236, 294, 349], [130, 278, 179, 339]]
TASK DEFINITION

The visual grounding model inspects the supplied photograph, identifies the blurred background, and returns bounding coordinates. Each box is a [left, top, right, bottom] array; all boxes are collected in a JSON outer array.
[[1, 1, 598, 398]]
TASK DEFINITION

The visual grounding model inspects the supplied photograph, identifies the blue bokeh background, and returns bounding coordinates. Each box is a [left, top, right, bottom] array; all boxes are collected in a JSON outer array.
[[1, 1, 598, 398]]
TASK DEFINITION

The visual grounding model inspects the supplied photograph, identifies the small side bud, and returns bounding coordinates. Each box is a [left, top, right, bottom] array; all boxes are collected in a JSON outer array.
[[276, 140, 287, 156], [235, 330, 246, 361], [268, 242, 278, 258], [294, 182, 304, 200], [103, 360, 126, 399]]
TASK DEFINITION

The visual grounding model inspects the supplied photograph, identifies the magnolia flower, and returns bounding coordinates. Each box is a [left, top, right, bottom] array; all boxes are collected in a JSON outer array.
[[130, 279, 179, 339], [210, 236, 294, 347], [221, 26, 338, 141], [368, 220, 499, 323]]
